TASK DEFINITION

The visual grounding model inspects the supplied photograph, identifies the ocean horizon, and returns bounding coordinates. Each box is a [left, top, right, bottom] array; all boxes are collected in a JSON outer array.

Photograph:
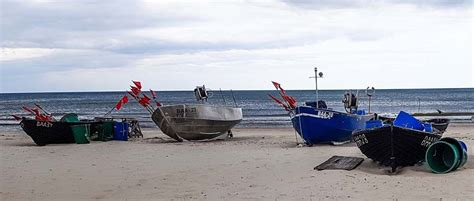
[[1, 88, 473, 131], [2, 87, 473, 94]]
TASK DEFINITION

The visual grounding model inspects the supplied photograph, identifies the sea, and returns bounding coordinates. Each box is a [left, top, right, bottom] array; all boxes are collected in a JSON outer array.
[[1, 88, 473, 131]]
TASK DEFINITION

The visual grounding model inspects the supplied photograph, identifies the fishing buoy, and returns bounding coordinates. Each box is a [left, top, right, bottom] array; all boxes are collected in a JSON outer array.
[[425, 137, 468, 174]]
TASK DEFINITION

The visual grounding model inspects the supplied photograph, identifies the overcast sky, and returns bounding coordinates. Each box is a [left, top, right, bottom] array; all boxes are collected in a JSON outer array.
[[0, 0, 472, 92]]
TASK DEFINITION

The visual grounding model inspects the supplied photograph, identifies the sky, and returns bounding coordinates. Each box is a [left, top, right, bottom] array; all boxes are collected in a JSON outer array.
[[0, 0, 472, 93]]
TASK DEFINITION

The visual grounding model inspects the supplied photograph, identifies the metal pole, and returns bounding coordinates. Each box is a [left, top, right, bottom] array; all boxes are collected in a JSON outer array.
[[314, 67, 319, 108], [104, 107, 115, 117]]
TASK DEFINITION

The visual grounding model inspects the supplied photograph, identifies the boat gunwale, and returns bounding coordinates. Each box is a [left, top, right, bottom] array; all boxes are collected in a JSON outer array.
[[352, 124, 443, 136], [158, 104, 242, 111], [292, 106, 374, 119]]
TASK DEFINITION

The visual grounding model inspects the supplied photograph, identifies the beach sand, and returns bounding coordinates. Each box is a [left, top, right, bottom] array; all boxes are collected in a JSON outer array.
[[1, 124, 473, 200]]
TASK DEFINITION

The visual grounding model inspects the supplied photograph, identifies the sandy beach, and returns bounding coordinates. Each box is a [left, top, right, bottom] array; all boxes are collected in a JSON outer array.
[[1, 124, 473, 200]]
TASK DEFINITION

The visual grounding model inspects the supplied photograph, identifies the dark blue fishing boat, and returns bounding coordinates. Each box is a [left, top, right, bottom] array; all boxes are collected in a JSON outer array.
[[291, 105, 373, 145], [269, 68, 374, 145]]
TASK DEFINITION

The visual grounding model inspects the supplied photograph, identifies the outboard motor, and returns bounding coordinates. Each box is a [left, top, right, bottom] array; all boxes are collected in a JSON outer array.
[[342, 91, 358, 113], [194, 85, 209, 102]]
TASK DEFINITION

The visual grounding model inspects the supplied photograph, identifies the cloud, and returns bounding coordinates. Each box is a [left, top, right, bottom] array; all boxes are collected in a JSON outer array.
[[1, 0, 202, 50], [0, 0, 472, 92], [1, 48, 137, 75], [1, 48, 57, 61], [280, 0, 471, 9], [2, 0, 392, 53]]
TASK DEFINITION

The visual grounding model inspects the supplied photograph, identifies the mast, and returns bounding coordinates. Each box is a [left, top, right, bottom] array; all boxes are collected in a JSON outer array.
[[309, 67, 323, 108]]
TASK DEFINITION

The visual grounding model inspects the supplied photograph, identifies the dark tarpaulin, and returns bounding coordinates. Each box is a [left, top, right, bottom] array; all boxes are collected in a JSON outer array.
[[314, 156, 364, 171]]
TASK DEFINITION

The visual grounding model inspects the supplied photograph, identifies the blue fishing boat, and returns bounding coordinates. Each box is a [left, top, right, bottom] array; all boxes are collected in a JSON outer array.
[[291, 105, 373, 145], [269, 68, 374, 145]]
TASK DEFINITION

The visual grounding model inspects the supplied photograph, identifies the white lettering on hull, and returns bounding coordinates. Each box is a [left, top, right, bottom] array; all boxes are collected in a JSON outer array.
[[36, 121, 53, 128], [293, 111, 334, 120]]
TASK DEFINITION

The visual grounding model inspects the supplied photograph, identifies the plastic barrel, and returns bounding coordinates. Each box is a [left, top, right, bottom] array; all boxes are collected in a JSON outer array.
[[71, 124, 90, 144], [439, 137, 468, 169], [459, 141, 468, 168], [61, 113, 79, 122], [425, 141, 460, 173], [113, 122, 129, 141]]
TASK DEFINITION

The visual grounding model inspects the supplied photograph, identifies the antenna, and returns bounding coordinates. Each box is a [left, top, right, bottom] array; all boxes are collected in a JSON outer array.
[[309, 67, 324, 108]]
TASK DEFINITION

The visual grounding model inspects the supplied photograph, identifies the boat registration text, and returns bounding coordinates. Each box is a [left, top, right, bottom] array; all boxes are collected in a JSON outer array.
[[420, 136, 438, 147], [316, 111, 334, 119], [354, 134, 368, 147], [36, 121, 53, 128], [176, 107, 197, 117]]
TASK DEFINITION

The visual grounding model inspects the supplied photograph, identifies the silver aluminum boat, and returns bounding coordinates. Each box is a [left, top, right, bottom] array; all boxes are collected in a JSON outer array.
[[151, 85, 242, 141], [151, 104, 243, 141]]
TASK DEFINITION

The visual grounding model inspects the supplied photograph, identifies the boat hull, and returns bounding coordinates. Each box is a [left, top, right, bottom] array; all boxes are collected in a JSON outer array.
[[291, 106, 373, 145], [20, 119, 103, 146], [151, 104, 243, 141], [353, 125, 442, 170]]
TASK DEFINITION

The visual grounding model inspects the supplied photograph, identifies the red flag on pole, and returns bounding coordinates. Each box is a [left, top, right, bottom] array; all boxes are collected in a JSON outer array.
[[271, 81, 280, 90], [38, 114, 53, 122], [121, 95, 129, 104], [115, 95, 129, 110], [138, 94, 151, 107], [131, 86, 141, 96], [268, 94, 289, 111], [35, 115, 51, 122], [149, 89, 161, 106], [150, 89, 157, 99], [31, 108, 41, 116], [22, 106, 34, 114], [127, 91, 137, 98], [282, 95, 297, 109], [34, 103, 49, 114], [268, 94, 284, 105], [271, 81, 286, 94], [279, 86, 286, 94], [115, 100, 123, 110], [132, 81, 142, 90]]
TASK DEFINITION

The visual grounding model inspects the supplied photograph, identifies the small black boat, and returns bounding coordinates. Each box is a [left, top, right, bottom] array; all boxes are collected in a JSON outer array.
[[353, 111, 442, 172], [425, 118, 450, 133], [20, 114, 101, 146]]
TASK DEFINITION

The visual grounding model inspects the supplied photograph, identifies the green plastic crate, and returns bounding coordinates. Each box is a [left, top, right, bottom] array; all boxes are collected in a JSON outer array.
[[72, 124, 90, 144], [91, 121, 114, 141]]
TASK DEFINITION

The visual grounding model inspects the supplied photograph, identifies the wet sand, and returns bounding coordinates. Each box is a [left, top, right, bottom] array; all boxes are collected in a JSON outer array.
[[1, 124, 473, 200]]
